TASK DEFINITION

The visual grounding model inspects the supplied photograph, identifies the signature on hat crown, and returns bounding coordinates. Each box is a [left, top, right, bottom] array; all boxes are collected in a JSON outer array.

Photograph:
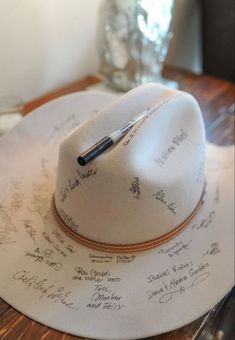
[[54, 84, 206, 247]]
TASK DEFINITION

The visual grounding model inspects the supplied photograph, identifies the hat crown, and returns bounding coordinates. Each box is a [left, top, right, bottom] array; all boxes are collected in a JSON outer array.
[[55, 84, 205, 246]]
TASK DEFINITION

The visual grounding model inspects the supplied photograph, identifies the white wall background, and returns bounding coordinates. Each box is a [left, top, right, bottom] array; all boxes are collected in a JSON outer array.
[[0, 0, 103, 101], [0, 0, 201, 102]]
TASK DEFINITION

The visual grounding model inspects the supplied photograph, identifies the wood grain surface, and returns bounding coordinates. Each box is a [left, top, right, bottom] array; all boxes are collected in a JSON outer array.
[[0, 68, 234, 339]]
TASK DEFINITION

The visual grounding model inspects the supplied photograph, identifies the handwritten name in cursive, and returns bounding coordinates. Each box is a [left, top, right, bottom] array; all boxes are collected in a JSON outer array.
[[0, 207, 17, 249], [202, 242, 220, 258], [87, 284, 124, 311], [73, 266, 110, 282], [123, 113, 150, 146], [9, 177, 24, 211], [29, 181, 50, 217], [88, 253, 136, 264], [152, 189, 177, 215], [130, 177, 141, 200], [155, 129, 188, 167], [42, 230, 76, 258], [0, 227, 16, 248], [158, 240, 192, 258], [12, 269, 78, 309], [57, 208, 79, 232], [52, 229, 77, 254], [146, 262, 209, 303], [60, 167, 97, 203], [23, 220, 37, 245], [73, 266, 121, 283], [159, 272, 209, 303], [89, 254, 113, 264], [191, 211, 216, 230], [46, 114, 80, 145], [25, 248, 63, 271]]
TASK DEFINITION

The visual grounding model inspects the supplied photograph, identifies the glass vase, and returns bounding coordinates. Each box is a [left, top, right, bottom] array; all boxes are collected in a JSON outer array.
[[100, 0, 178, 91]]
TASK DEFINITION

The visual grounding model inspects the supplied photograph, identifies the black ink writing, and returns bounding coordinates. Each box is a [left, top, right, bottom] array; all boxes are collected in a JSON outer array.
[[146, 262, 209, 304], [87, 284, 124, 311], [152, 190, 177, 215], [46, 114, 80, 145], [155, 129, 188, 167], [202, 242, 220, 257], [60, 167, 97, 203], [25, 248, 63, 271], [191, 211, 216, 230], [58, 208, 79, 232], [0, 207, 17, 249], [12, 269, 78, 309], [23, 220, 37, 245], [158, 240, 192, 258], [159, 272, 209, 303], [52, 230, 77, 254], [42, 231, 75, 258], [88, 254, 136, 264], [129, 177, 141, 199]]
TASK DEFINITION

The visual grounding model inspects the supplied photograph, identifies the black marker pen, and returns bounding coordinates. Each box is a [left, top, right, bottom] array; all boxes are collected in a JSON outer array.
[[77, 111, 147, 166]]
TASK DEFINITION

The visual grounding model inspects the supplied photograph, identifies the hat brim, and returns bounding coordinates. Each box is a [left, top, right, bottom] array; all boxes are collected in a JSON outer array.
[[0, 92, 234, 340]]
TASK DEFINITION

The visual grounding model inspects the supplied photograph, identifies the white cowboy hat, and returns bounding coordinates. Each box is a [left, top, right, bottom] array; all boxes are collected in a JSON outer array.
[[0, 84, 234, 340]]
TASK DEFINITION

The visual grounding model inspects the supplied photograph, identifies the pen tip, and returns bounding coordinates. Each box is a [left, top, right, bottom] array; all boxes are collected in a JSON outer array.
[[77, 156, 86, 166]]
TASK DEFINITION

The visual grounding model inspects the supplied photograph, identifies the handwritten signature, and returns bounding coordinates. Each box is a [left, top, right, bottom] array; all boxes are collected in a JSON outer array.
[[155, 129, 188, 167], [0, 227, 16, 248], [202, 243, 220, 257], [130, 177, 141, 200], [0, 208, 17, 250], [152, 190, 177, 215], [12, 269, 79, 310], [157, 272, 209, 304]]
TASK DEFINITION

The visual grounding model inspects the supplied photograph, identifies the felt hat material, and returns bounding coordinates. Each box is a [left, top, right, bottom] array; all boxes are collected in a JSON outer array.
[[0, 85, 234, 339]]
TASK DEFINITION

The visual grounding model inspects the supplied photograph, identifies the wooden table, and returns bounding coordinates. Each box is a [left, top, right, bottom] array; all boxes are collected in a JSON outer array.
[[0, 67, 234, 339]]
